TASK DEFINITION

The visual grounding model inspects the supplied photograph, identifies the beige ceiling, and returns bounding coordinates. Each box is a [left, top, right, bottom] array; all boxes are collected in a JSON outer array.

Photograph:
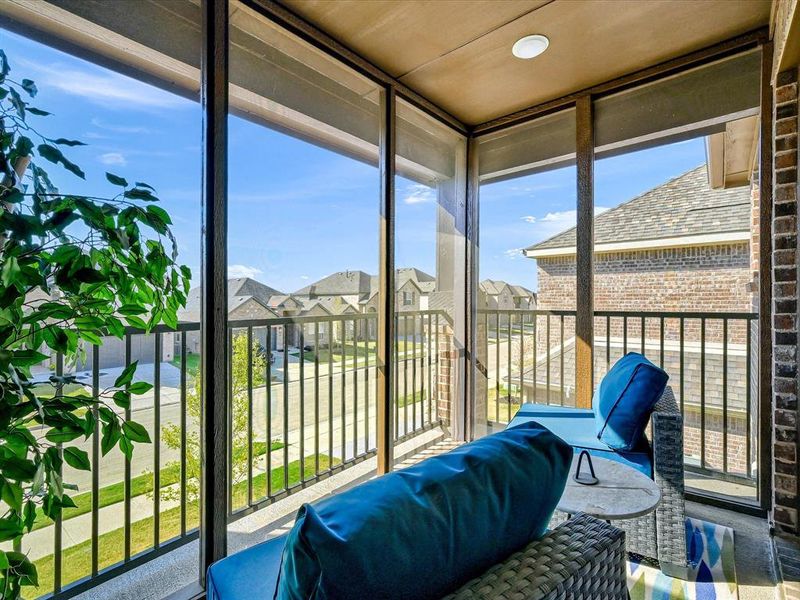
[[281, 0, 771, 126]]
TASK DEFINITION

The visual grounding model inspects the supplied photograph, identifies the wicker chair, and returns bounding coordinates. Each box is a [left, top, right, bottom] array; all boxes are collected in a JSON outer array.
[[549, 386, 688, 579], [442, 513, 628, 600]]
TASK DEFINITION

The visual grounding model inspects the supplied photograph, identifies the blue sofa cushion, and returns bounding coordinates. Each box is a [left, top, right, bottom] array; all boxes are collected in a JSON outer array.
[[509, 405, 653, 477], [593, 352, 668, 450], [275, 422, 572, 600], [207, 534, 286, 600]]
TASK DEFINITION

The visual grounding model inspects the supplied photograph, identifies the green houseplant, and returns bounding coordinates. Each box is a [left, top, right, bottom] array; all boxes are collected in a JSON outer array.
[[0, 50, 190, 597]]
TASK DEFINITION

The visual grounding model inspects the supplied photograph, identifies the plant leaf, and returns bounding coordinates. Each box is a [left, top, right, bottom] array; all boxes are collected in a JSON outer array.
[[105, 172, 128, 187], [63, 447, 91, 471]]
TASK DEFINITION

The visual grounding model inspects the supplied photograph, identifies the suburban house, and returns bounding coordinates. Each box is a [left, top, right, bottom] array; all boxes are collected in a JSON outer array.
[[517, 163, 755, 475]]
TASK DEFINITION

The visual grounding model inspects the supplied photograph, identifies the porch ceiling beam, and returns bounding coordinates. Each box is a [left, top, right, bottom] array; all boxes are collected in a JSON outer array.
[[472, 27, 768, 137], [244, 0, 468, 136]]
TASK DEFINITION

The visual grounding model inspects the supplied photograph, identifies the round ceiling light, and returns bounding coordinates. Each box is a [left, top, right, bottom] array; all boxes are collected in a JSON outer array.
[[512, 34, 550, 59]]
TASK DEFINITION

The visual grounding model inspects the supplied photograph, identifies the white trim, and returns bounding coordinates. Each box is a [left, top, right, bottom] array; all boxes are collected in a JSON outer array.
[[525, 231, 749, 258]]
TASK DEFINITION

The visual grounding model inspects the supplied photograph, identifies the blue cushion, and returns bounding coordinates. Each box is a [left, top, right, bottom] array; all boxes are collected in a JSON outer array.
[[275, 422, 572, 600], [509, 405, 653, 477], [593, 352, 668, 450], [207, 534, 286, 600]]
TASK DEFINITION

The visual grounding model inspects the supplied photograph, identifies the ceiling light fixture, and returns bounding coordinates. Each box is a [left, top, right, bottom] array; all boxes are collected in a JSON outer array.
[[512, 34, 549, 59]]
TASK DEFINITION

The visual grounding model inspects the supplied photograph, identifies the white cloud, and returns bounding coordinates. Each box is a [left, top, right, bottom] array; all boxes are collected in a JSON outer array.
[[90, 118, 153, 134], [401, 184, 435, 205], [521, 216, 536, 223], [503, 248, 524, 260], [228, 264, 263, 279], [99, 152, 127, 166], [300, 275, 309, 280], [23, 61, 186, 110]]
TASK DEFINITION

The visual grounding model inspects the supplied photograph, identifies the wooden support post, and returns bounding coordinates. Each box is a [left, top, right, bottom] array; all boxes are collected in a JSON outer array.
[[575, 95, 594, 409], [377, 87, 395, 474], [200, 0, 229, 579]]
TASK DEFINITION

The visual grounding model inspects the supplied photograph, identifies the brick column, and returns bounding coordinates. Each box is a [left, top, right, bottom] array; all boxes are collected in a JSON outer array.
[[773, 67, 800, 534], [437, 323, 454, 430]]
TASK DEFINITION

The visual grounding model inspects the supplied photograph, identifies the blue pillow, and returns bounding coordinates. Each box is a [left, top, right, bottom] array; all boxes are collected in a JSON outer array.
[[593, 352, 669, 450], [274, 422, 572, 600]]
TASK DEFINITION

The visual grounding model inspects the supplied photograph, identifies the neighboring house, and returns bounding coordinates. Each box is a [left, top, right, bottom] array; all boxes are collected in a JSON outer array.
[[511, 164, 756, 473], [179, 277, 283, 353], [480, 279, 536, 312], [294, 270, 373, 301], [526, 165, 754, 314]]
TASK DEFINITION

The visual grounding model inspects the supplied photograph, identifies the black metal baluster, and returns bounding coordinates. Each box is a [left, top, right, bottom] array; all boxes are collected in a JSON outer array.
[[124, 334, 132, 560], [659, 317, 665, 368], [353, 318, 358, 457], [53, 351, 63, 593], [299, 326, 305, 482], [328, 321, 333, 470], [722, 318, 728, 474], [266, 326, 272, 498], [532, 314, 538, 404], [412, 315, 417, 432], [428, 312, 432, 426], [700, 318, 706, 469], [640, 316, 645, 356], [495, 312, 500, 422], [559, 315, 565, 406], [519, 312, 525, 407], [180, 331, 187, 534], [420, 314, 425, 430], [315, 321, 320, 474], [247, 326, 253, 504], [679, 318, 685, 415], [283, 324, 290, 491], [623, 316, 628, 355], [507, 312, 512, 421], [605, 315, 610, 375], [91, 344, 100, 576], [154, 332, 161, 544], [745, 318, 752, 479], [403, 314, 409, 436], [546, 314, 551, 406], [363, 318, 369, 451], [340, 319, 346, 462]]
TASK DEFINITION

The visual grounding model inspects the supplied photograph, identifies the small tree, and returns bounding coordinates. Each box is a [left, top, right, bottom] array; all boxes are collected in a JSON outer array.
[[160, 332, 266, 503], [0, 51, 189, 597]]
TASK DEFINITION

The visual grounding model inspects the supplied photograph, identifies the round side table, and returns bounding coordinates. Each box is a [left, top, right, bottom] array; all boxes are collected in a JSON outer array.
[[557, 455, 661, 521]]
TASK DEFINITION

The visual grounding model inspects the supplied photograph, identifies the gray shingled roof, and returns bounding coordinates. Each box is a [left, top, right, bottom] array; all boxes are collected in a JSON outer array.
[[178, 278, 283, 322], [527, 165, 751, 252], [293, 270, 373, 297]]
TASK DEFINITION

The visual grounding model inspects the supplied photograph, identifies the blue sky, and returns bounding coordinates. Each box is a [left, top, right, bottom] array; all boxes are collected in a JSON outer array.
[[3, 28, 707, 293]]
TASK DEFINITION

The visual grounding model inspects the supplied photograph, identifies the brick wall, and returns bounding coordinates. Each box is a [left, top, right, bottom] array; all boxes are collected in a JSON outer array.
[[537, 243, 753, 313], [772, 68, 800, 534]]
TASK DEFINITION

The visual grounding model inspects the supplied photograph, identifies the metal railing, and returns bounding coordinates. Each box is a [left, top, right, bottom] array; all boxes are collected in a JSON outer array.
[[19, 310, 449, 599], [479, 308, 759, 487]]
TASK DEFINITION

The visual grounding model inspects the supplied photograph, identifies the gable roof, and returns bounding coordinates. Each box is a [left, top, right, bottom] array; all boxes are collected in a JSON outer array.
[[526, 165, 752, 258], [179, 277, 283, 322], [293, 270, 373, 297], [480, 279, 535, 297]]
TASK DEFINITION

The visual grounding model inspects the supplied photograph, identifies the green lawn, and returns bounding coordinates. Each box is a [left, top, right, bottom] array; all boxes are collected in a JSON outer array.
[[26, 454, 336, 599], [170, 352, 200, 375], [31, 440, 285, 531]]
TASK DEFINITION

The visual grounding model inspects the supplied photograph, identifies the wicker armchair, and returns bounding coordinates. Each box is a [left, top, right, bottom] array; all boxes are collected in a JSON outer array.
[[442, 513, 628, 600], [549, 386, 688, 579]]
